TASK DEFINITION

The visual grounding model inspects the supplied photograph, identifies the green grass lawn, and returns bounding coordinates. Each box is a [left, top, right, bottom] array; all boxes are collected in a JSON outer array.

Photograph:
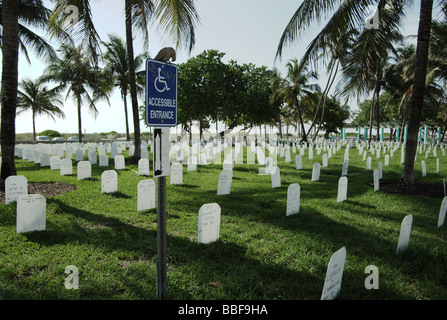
[[1, 142, 446, 300]]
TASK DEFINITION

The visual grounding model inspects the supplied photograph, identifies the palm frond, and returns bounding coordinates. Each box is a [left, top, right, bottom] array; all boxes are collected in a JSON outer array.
[[153, 0, 200, 52]]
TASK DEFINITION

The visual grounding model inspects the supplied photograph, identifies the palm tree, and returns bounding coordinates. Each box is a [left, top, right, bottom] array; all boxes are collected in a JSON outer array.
[[102, 34, 147, 141], [276, 0, 436, 188], [0, 0, 20, 185], [49, 0, 200, 162], [17, 77, 65, 140], [44, 41, 111, 143], [0, 0, 58, 62], [1, 0, 57, 183], [271, 59, 320, 143]]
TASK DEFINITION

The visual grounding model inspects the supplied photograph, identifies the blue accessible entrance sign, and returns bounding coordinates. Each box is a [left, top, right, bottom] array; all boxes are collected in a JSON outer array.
[[145, 58, 178, 127]]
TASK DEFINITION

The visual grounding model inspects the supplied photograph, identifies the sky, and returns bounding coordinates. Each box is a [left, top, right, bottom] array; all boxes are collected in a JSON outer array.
[[12, 0, 423, 136]]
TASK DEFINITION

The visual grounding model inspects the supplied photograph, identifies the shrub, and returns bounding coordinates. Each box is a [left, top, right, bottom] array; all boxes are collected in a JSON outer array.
[[39, 129, 62, 138]]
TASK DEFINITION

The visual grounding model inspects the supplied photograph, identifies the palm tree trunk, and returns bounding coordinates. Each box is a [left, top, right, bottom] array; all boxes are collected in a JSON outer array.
[[368, 91, 376, 144], [77, 95, 83, 143], [125, 0, 141, 162], [401, 0, 433, 188], [1, 0, 20, 185], [294, 96, 307, 142], [122, 92, 130, 141], [400, 101, 409, 142], [308, 61, 338, 138], [312, 62, 339, 142], [375, 90, 380, 141], [32, 110, 37, 141], [375, 66, 382, 142]]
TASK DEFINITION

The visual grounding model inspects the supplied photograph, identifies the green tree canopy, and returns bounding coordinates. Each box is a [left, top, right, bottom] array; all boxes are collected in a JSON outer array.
[[177, 49, 281, 140]]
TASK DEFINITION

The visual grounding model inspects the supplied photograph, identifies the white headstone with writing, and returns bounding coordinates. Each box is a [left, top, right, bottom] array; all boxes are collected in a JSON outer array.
[[101, 170, 118, 194], [138, 158, 150, 176], [99, 154, 109, 167], [217, 170, 232, 195], [75, 149, 84, 161], [137, 179, 156, 211], [16, 194, 46, 233], [50, 156, 60, 170], [337, 177, 348, 203], [114, 155, 125, 170], [88, 151, 97, 165], [321, 247, 346, 300], [77, 161, 91, 180], [198, 203, 221, 244], [5, 175, 28, 204], [396, 214, 413, 255], [60, 158, 73, 176], [286, 183, 300, 216]]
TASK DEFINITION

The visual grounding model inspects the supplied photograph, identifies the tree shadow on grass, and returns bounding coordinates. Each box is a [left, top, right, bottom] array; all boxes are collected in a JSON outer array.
[[15, 199, 329, 299]]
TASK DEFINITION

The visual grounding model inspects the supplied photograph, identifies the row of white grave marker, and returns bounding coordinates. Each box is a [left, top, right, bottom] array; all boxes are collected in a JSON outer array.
[[7, 139, 447, 300]]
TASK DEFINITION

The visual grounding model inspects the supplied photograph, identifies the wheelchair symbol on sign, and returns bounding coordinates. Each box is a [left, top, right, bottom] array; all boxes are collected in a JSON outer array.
[[154, 67, 170, 93]]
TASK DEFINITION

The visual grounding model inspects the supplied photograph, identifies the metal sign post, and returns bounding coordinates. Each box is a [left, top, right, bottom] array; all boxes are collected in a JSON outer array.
[[145, 59, 178, 300], [156, 175, 167, 300]]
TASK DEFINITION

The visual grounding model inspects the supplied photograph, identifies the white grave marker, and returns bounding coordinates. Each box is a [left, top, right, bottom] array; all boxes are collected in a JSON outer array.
[[311, 163, 321, 182], [187, 156, 197, 171], [217, 170, 232, 195], [170, 163, 183, 185], [337, 177, 348, 203], [373, 169, 379, 192], [60, 158, 73, 176], [77, 161, 91, 180], [396, 214, 413, 255], [137, 179, 156, 211], [271, 166, 281, 188], [5, 175, 28, 204], [99, 154, 109, 167], [40, 154, 50, 167], [295, 155, 303, 170], [198, 203, 221, 244], [322, 153, 328, 167], [366, 157, 372, 170], [138, 158, 150, 176], [101, 170, 118, 194], [321, 247, 347, 300], [421, 160, 426, 177], [16, 194, 46, 233], [50, 156, 60, 170], [88, 151, 97, 165], [114, 155, 125, 170], [75, 149, 84, 161], [286, 183, 300, 216], [341, 160, 349, 176], [437, 197, 447, 229]]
